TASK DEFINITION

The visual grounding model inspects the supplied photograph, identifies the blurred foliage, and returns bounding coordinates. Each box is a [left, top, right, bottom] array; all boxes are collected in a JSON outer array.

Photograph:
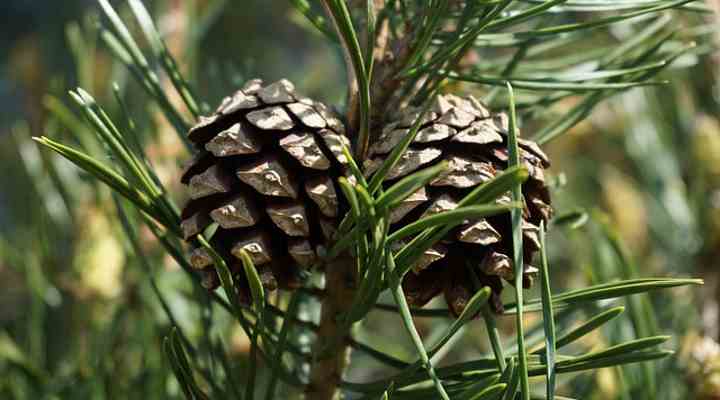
[[0, 0, 718, 399]]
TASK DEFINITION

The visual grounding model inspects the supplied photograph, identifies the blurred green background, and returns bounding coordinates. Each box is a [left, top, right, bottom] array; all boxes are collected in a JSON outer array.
[[1, 1, 719, 399]]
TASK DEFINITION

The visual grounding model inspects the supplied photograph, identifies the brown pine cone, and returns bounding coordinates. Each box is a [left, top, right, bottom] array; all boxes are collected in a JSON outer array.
[[179, 79, 349, 300], [367, 93, 553, 315]]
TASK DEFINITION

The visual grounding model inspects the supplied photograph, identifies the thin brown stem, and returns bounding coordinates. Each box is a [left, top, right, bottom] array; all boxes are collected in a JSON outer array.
[[307, 255, 357, 400], [368, 8, 416, 136], [306, 0, 407, 400]]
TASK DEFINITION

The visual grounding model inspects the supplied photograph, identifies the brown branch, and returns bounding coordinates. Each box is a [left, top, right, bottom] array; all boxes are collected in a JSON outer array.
[[307, 3, 411, 399], [306, 255, 357, 400], [305, 4, 365, 399], [367, 5, 416, 138]]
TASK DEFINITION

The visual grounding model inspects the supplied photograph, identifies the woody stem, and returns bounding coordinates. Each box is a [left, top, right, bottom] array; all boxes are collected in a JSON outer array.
[[306, 256, 357, 400]]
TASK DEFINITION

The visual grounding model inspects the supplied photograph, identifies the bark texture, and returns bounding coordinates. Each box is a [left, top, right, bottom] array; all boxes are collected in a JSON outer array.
[[307, 256, 357, 400]]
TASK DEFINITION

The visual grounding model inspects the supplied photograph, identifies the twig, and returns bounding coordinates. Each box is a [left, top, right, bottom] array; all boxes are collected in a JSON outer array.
[[307, 255, 358, 400]]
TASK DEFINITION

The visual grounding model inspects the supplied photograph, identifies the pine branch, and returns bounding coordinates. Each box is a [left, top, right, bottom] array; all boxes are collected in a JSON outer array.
[[27, 1, 711, 399], [307, 255, 358, 400]]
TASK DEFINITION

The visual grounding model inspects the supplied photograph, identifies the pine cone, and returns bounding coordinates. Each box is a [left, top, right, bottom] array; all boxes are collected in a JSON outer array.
[[367, 93, 553, 315], [179, 79, 349, 299]]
